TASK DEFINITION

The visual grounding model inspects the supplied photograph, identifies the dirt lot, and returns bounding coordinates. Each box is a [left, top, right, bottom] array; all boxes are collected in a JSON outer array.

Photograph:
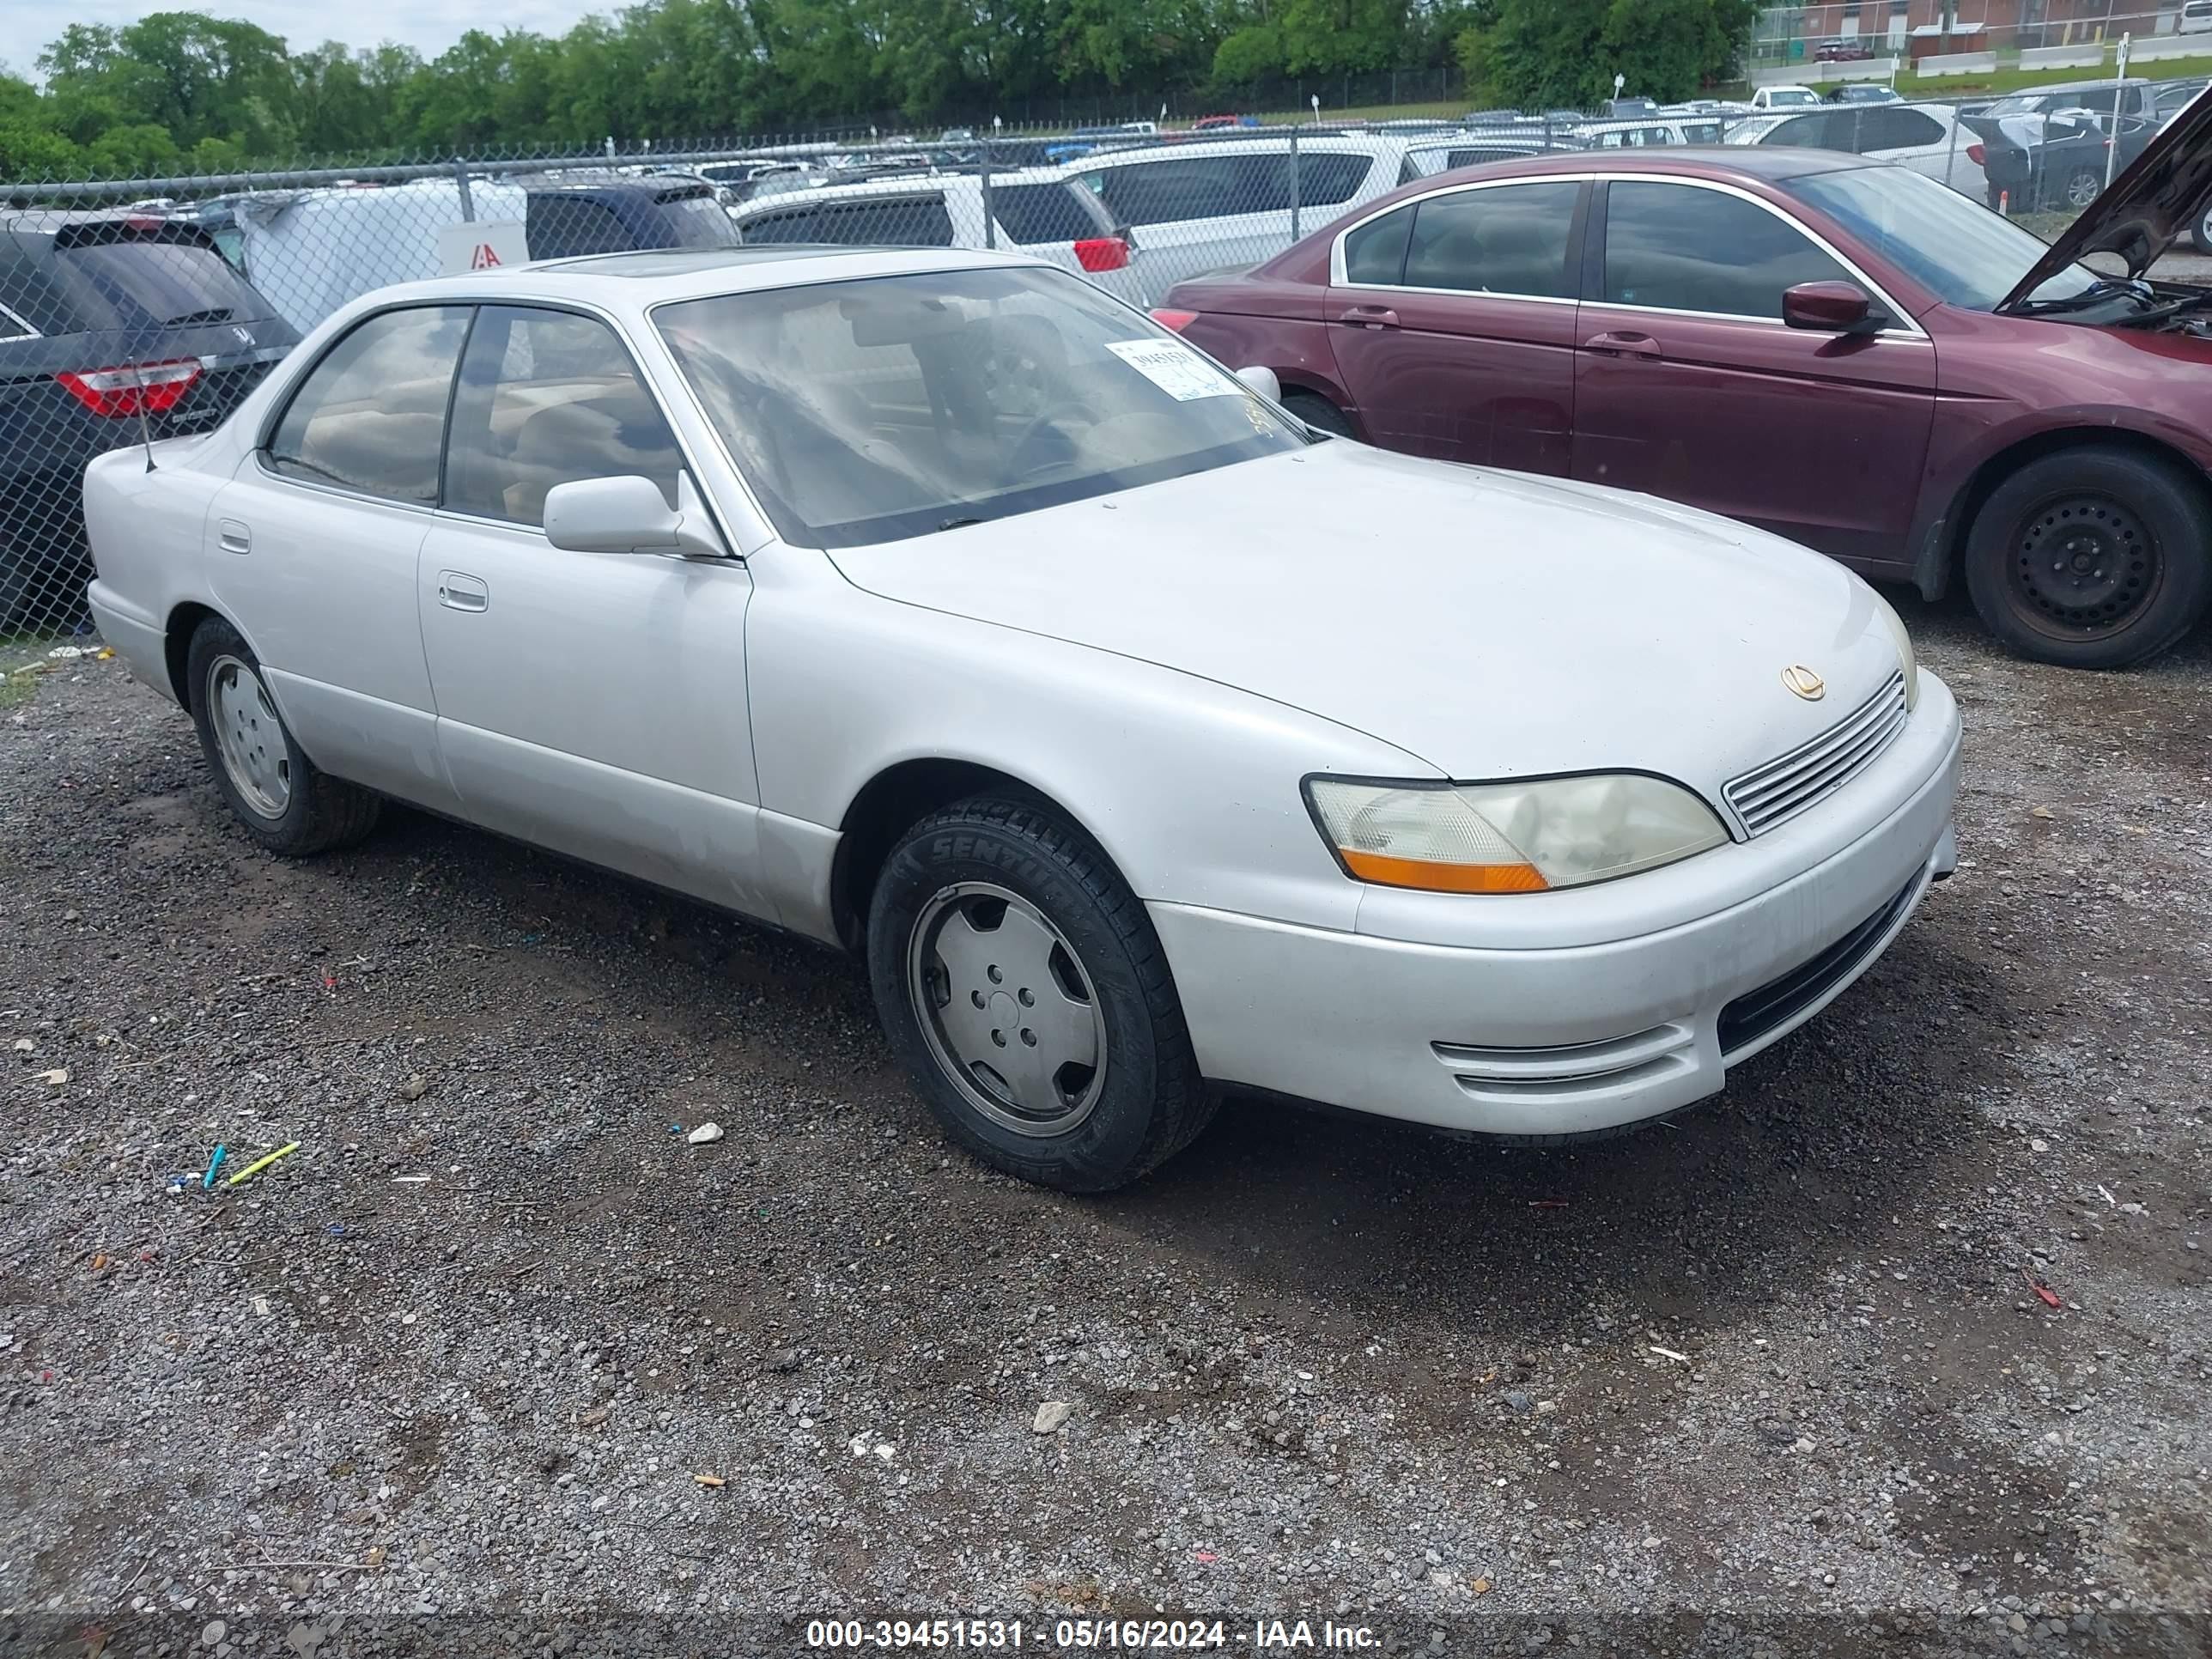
[[2, 597, 2209, 1656]]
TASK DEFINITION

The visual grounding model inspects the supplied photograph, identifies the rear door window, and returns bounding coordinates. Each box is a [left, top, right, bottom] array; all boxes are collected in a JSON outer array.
[[1861, 106, 1946, 149], [265, 305, 472, 503], [1403, 182, 1579, 296]]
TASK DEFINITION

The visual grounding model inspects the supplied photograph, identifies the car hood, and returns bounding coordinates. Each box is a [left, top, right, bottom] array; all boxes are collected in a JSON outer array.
[[1999, 83, 2212, 305], [826, 443, 1904, 797]]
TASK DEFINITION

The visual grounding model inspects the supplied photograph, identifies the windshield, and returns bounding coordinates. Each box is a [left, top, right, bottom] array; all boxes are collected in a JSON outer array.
[[656, 266, 1306, 548], [1783, 164, 2102, 310], [1768, 89, 1818, 106]]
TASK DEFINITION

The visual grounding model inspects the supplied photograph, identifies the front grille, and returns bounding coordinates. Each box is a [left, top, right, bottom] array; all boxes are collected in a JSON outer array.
[[1724, 672, 1907, 837], [1717, 874, 1920, 1057]]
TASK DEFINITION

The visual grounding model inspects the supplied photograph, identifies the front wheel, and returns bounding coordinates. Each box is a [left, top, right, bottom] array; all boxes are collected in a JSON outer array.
[[866, 797, 1214, 1191], [186, 616, 383, 854], [1282, 391, 1352, 439], [1963, 447, 2212, 669]]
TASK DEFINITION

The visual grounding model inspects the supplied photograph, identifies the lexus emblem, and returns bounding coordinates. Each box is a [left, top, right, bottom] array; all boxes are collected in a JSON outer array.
[[1780, 665, 1826, 701]]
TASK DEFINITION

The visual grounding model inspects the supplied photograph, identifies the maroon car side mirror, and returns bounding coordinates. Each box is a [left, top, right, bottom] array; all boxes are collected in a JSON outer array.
[[1782, 281, 1875, 332]]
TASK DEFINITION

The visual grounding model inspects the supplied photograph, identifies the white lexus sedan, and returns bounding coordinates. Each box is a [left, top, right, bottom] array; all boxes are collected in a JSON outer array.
[[83, 246, 1961, 1191]]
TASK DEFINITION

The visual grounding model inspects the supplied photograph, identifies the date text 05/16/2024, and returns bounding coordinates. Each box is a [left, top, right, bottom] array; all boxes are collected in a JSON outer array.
[[804, 1619, 1382, 1650]]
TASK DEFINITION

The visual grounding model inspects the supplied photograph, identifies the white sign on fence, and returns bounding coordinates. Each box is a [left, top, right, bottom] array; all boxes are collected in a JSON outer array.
[[435, 220, 530, 275]]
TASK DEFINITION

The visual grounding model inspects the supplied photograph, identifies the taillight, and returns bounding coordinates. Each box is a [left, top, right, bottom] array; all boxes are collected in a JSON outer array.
[[1074, 235, 1129, 272], [1966, 142, 1986, 165], [1150, 307, 1198, 332], [56, 359, 203, 418]]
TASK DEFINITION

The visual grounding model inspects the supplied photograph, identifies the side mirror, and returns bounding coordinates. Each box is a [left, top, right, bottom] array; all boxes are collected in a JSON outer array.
[[1781, 280, 1875, 333], [1234, 363, 1282, 402], [543, 471, 729, 558]]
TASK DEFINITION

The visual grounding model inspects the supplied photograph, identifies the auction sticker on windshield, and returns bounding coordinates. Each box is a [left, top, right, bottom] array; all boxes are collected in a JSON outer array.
[[1104, 337, 1241, 401]]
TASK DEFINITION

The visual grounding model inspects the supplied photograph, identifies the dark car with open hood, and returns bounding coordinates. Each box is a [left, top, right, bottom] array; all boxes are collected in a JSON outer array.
[[1158, 98, 2212, 668]]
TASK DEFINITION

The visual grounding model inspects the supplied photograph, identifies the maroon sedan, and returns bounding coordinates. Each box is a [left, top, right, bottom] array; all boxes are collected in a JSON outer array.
[[1158, 118, 2212, 667]]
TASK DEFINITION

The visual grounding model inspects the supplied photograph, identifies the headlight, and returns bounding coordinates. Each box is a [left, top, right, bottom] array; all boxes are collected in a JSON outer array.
[[1305, 774, 1729, 894], [1874, 592, 1920, 711]]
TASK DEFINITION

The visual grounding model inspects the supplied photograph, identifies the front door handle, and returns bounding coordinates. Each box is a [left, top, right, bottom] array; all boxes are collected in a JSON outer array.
[[436, 571, 489, 613], [1340, 305, 1401, 329], [1583, 329, 1661, 361]]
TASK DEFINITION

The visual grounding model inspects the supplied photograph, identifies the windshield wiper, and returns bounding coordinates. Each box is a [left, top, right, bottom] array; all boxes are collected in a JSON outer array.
[[2008, 276, 2150, 316], [935, 515, 988, 532]]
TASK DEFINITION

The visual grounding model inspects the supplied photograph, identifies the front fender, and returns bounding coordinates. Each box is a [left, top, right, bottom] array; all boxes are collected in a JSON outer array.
[[746, 566, 1431, 939]]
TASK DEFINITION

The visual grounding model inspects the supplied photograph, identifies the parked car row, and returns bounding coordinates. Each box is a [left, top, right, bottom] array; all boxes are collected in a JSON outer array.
[[1160, 109, 2212, 672]]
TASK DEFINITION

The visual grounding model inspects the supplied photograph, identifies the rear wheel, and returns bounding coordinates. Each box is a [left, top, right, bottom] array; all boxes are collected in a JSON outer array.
[[186, 616, 383, 854], [2059, 166, 2104, 210], [1282, 391, 1352, 439], [1963, 446, 2212, 668], [866, 796, 1214, 1191], [2193, 204, 2212, 254]]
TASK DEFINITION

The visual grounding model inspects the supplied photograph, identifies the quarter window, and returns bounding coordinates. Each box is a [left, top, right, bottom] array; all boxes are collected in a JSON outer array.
[[266, 305, 471, 503], [1402, 182, 1578, 297], [1601, 181, 1854, 320], [441, 307, 686, 528], [1342, 206, 1413, 283]]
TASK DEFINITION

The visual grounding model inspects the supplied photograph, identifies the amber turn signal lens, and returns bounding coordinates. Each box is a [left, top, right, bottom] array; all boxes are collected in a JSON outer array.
[[1339, 849, 1549, 894]]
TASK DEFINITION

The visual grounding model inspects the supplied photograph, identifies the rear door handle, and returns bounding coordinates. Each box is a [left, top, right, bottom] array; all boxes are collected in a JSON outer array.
[[1583, 329, 1661, 361], [436, 571, 489, 613], [216, 519, 250, 556], [1340, 305, 1401, 329]]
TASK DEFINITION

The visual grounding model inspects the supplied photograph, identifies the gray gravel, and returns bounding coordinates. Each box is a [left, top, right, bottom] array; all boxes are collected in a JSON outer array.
[[2, 594, 2209, 1654]]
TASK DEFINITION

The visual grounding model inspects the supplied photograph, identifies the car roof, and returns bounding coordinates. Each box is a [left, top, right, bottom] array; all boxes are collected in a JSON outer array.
[[1060, 132, 1407, 165], [728, 167, 1074, 211], [1405, 147, 1869, 185]]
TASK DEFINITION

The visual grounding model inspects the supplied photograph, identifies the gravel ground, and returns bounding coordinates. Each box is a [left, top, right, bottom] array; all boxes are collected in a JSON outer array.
[[2, 596, 2209, 1657]]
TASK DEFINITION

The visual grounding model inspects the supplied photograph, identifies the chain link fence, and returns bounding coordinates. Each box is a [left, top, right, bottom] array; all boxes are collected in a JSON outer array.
[[3, 76, 2204, 649]]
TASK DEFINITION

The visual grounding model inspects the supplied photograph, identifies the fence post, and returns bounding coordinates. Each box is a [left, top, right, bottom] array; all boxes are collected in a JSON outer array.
[[1289, 124, 1301, 243], [1942, 102, 1960, 189], [454, 158, 476, 222], [2107, 32, 2132, 191], [979, 131, 996, 249]]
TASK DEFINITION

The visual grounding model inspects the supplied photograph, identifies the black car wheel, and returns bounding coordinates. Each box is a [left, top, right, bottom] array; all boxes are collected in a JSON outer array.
[[1282, 391, 1352, 438], [1965, 446, 2212, 669], [866, 795, 1215, 1191]]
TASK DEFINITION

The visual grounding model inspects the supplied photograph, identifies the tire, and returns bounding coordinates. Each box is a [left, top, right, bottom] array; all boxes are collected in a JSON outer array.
[[185, 616, 383, 854], [1282, 391, 1353, 439], [1963, 446, 2212, 669], [866, 796, 1214, 1192]]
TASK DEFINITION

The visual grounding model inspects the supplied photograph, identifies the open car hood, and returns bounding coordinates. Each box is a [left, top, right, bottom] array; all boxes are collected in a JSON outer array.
[[1999, 85, 2212, 309]]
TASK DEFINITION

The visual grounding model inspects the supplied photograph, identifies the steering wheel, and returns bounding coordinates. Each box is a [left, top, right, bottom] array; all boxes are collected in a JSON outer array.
[[1005, 396, 1097, 482]]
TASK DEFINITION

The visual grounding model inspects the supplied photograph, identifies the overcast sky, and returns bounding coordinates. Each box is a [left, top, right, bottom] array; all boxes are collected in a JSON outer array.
[[9, 0, 606, 71]]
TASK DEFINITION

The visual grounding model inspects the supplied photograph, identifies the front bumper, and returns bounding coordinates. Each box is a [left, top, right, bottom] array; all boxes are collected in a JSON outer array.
[[1150, 674, 1961, 1138]]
